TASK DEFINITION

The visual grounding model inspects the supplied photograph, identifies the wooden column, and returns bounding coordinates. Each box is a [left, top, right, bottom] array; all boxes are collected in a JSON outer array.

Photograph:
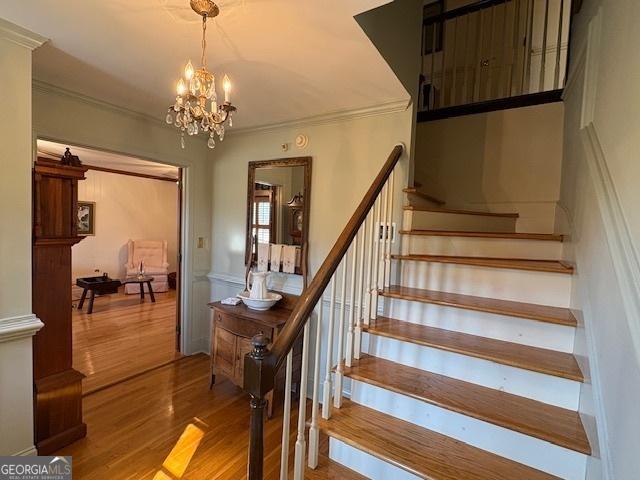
[[32, 156, 88, 454]]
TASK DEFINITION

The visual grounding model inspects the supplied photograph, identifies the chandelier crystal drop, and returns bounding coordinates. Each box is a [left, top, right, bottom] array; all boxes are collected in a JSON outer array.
[[166, 0, 237, 149]]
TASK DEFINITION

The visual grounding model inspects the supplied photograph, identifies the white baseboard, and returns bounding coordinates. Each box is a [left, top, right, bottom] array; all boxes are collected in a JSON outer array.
[[14, 446, 37, 456]]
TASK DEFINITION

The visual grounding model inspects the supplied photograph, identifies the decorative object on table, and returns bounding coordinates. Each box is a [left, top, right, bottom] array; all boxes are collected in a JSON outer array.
[[166, 0, 237, 150], [269, 244, 283, 272], [77, 201, 95, 236], [282, 245, 298, 274], [137, 260, 145, 279], [221, 297, 241, 306], [238, 270, 282, 311], [256, 242, 270, 272], [76, 276, 122, 314], [124, 240, 169, 294], [121, 276, 156, 304]]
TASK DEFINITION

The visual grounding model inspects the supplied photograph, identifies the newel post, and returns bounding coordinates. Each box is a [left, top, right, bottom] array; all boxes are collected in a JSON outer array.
[[245, 332, 271, 480]]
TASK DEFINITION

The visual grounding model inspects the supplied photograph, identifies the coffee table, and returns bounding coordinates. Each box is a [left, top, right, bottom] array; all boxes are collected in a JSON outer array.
[[122, 276, 156, 303]]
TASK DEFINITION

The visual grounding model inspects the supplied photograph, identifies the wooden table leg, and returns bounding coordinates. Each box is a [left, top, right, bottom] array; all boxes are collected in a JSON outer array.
[[78, 288, 88, 310], [147, 281, 156, 303], [140, 282, 145, 301], [87, 290, 96, 314]]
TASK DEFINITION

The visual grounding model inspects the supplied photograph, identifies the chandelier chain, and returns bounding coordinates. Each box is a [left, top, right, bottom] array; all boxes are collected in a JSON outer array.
[[201, 15, 207, 68]]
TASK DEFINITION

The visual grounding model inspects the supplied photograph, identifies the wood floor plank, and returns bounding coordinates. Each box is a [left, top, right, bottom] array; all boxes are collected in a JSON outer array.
[[364, 316, 583, 381], [318, 399, 560, 480], [400, 230, 564, 242], [380, 285, 577, 326], [392, 254, 574, 274], [343, 355, 590, 454], [72, 288, 180, 394], [403, 205, 519, 218], [57, 354, 363, 479]]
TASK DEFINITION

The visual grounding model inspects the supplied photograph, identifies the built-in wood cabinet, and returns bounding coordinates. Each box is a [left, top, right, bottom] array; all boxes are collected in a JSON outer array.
[[208, 293, 302, 418]]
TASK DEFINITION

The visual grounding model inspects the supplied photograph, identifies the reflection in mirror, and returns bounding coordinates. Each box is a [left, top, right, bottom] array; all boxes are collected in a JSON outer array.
[[246, 158, 311, 278]]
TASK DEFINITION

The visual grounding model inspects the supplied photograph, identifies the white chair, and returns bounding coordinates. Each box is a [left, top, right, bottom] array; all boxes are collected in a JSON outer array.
[[124, 239, 169, 294]]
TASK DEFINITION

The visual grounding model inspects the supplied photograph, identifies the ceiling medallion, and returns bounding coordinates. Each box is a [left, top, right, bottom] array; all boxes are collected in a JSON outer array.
[[166, 0, 237, 149]]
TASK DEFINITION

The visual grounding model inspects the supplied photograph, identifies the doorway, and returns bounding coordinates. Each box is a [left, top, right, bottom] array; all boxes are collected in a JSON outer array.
[[36, 139, 184, 394]]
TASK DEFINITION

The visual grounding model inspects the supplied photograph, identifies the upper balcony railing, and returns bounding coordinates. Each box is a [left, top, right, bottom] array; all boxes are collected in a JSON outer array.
[[418, 0, 576, 120]]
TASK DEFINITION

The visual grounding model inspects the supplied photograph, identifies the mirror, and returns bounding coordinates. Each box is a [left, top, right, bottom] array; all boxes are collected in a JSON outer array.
[[245, 157, 312, 276]]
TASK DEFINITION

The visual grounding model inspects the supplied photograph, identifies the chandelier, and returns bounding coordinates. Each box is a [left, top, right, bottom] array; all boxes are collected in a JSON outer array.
[[166, 0, 237, 149]]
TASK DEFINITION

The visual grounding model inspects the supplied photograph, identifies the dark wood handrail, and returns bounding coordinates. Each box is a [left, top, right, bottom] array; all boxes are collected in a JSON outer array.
[[243, 144, 403, 480]]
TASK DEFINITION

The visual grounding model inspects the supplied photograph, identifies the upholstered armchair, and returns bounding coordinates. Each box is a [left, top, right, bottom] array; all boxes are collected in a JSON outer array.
[[124, 239, 169, 294]]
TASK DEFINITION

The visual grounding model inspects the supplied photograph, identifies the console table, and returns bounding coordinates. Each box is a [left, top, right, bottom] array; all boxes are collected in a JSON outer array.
[[208, 293, 302, 418]]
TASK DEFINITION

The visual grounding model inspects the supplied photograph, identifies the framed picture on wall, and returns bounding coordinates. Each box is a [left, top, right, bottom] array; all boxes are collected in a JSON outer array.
[[77, 201, 95, 236]]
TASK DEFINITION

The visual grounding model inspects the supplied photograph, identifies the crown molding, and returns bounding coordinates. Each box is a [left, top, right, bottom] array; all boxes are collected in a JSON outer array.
[[228, 98, 411, 137], [0, 18, 47, 50], [0, 314, 43, 344]]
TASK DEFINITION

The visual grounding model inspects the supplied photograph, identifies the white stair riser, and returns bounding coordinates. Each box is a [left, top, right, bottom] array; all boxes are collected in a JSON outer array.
[[398, 260, 572, 307], [381, 297, 575, 353], [401, 235, 563, 260], [350, 381, 587, 480], [404, 210, 517, 232], [362, 333, 580, 410], [329, 437, 420, 480]]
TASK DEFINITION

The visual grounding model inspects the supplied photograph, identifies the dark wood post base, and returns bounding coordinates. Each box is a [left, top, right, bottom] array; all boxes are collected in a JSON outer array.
[[247, 395, 267, 480]]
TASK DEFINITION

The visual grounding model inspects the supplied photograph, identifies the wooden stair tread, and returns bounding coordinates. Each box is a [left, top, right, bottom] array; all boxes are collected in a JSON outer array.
[[343, 355, 590, 454], [402, 187, 446, 206], [391, 254, 574, 274], [364, 316, 583, 381], [403, 205, 519, 218], [400, 230, 564, 242], [317, 399, 560, 480], [380, 285, 577, 326]]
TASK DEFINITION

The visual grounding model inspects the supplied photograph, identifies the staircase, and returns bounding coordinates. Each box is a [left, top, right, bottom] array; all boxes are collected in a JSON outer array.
[[243, 145, 591, 480]]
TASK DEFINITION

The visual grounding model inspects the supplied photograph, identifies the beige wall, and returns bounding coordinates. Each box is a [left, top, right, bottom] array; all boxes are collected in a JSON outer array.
[[208, 107, 413, 297], [557, 1, 640, 479], [0, 20, 45, 456], [414, 102, 564, 232], [72, 169, 179, 281], [32, 82, 213, 354]]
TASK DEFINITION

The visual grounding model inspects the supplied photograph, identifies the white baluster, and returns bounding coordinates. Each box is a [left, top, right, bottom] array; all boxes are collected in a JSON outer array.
[[334, 258, 348, 408], [370, 191, 383, 321], [307, 301, 323, 469], [379, 182, 388, 291], [293, 322, 310, 480], [354, 222, 366, 360], [363, 208, 375, 326], [279, 351, 293, 480], [384, 170, 395, 288], [321, 277, 336, 419], [346, 239, 358, 368]]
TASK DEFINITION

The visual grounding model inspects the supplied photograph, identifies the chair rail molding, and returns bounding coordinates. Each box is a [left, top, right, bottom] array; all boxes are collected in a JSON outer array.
[[0, 18, 47, 50], [0, 314, 44, 343]]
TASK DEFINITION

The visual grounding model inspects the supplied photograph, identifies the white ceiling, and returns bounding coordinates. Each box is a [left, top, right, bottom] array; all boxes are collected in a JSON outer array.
[[37, 140, 180, 180], [0, 0, 406, 129]]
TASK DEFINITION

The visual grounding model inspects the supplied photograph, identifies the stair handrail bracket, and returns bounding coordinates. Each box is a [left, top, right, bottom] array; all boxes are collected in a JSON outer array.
[[243, 144, 404, 480]]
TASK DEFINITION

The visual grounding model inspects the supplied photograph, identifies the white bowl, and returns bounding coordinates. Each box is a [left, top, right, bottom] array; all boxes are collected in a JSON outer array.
[[237, 291, 282, 311]]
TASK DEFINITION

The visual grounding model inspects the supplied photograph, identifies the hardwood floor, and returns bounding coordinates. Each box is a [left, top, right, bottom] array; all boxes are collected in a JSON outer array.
[[57, 354, 362, 479], [72, 287, 180, 394]]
